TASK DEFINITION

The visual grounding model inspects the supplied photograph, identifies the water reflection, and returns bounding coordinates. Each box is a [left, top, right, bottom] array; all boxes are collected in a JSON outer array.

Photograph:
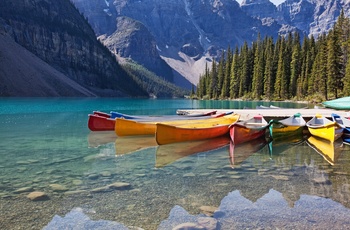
[[2, 127, 350, 229], [87, 131, 116, 148], [156, 136, 230, 168], [115, 136, 157, 155], [229, 136, 268, 168], [307, 136, 344, 165], [44, 188, 350, 229]]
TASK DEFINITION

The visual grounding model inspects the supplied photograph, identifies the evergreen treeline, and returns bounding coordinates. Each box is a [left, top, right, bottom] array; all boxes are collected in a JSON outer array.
[[123, 62, 190, 98], [196, 11, 350, 102]]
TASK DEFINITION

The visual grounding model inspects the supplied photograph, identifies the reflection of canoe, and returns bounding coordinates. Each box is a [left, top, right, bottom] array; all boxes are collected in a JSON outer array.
[[306, 114, 343, 142], [229, 115, 269, 145], [229, 136, 268, 167], [155, 136, 230, 168], [87, 131, 116, 147], [322, 96, 350, 110], [307, 135, 343, 165], [269, 113, 306, 139], [115, 113, 240, 136], [155, 114, 239, 145], [115, 136, 157, 155], [88, 114, 115, 131], [268, 134, 305, 157]]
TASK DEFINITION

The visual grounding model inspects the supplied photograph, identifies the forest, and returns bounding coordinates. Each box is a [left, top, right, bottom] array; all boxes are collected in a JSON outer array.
[[195, 11, 350, 102]]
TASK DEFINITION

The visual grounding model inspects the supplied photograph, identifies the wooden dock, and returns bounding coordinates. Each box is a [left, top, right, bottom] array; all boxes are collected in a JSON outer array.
[[178, 108, 350, 121]]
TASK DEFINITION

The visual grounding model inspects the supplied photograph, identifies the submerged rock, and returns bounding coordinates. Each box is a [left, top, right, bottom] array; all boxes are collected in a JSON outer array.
[[27, 191, 50, 201], [108, 182, 131, 190], [14, 187, 34, 194], [49, 184, 69, 192]]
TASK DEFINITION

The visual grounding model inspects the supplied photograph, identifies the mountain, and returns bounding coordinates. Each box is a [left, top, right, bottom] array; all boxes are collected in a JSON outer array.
[[242, 0, 350, 39], [72, 0, 349, 87], [0, 0, 149, 97], [72, 0, 283, 87]]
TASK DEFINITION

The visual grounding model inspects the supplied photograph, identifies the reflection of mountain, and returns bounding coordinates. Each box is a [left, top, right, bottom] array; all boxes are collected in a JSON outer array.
[[115, 136, 157, 155], [45, 189, 350, 229], [307, 136, 344, 165], [156, 136, 230, 168], [159, 189, 350, 229]]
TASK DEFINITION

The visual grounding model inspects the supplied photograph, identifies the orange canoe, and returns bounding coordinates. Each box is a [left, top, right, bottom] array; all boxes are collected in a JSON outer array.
[[115, 113, 240, 137], [155, 114, 240, 145]]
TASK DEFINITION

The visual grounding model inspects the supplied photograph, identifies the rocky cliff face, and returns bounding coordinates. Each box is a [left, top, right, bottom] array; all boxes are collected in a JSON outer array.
[[0, 0, 148, 97], [98, 16, 174, 83], [72, 0, 283, 86], [241, 0, 278, 19], [72, 0, 348, 86], [242, 0, 349, 38]]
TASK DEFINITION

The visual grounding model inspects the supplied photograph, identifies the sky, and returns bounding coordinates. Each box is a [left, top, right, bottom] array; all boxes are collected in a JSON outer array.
[[240, 0, 286, 6]]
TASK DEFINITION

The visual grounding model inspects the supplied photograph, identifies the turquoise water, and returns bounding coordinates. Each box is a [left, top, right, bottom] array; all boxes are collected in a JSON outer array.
[[1, 98, 350, 230]]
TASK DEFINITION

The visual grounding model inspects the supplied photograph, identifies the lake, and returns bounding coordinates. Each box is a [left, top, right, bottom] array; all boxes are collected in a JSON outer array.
[[1, 98, 350, 229]]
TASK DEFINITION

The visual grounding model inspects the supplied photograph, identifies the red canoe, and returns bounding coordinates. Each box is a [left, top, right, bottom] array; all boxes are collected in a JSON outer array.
[[88, 114, 115, 131], [229, 115, 269, 145]]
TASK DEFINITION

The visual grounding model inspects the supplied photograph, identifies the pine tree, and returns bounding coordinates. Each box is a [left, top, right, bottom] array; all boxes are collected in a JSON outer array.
[[344, 58, 350, 95], [221, 46, 232, 98], [310, 34, 328, 99], [289, 33, 301, 98], [239, 42, 250, 97], [263, 37, 275, 100], [230, 47, 240, 98], [274, 37, 286, 100], [252, 35, 264, 99], [327, 28, 343, 98], [209, 59, 218, 99], [217, 54, 225, 99]]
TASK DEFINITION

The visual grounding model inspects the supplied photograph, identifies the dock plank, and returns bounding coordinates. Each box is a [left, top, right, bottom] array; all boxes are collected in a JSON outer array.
[[178, 109, 350, 121]]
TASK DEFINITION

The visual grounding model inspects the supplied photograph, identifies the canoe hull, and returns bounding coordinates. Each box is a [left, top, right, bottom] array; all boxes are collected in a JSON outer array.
[[269, 124, 304, 140], [115, 119, 156, 136], [229, 115, 268, 145], [307, 124, 343, 142], [116, 114, 239, 137], [323, 96, 350, 110], [230, 124, 267, 145], [269, 113, 306, 140], [306, 114, 344, 142], [88, 114, 115, 131], [156, 123, 231, 145]]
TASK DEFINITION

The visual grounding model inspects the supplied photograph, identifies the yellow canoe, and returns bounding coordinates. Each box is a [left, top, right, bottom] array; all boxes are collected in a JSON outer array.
[[115, 113, 240, 136], [155, 114, 240, 145], [306, 114, 343, 142], [307, 135, 343, 165]]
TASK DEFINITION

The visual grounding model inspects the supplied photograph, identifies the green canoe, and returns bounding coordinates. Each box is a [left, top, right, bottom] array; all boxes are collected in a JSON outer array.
[[322, 97, 350, 110]]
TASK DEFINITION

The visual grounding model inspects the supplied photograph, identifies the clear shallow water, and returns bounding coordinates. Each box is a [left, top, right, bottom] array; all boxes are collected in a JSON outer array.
[[1, 98, 350, 230]]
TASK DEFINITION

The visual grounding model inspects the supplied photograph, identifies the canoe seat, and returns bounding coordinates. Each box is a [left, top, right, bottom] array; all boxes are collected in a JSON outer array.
[[314, 119, 324, 125], [245, 122, 265, 126], [291, 118, 302, 124]]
